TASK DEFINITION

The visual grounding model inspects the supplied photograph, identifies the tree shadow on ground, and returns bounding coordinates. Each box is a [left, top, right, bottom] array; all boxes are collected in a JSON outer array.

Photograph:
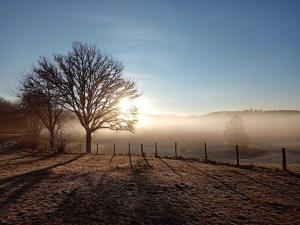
[[129, 159, 190, 225], [41, 158, 192, 225], [0, 154, 83, 210], [0, 138, 24, 155], [0, 152, 60, 168]]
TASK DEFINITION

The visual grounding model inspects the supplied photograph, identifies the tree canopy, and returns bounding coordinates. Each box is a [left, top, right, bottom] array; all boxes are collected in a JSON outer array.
[[31, 42, 140, 153]]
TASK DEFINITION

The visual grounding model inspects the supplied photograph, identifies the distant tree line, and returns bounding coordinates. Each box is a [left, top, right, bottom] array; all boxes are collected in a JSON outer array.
[[0, 97, 43, 146]]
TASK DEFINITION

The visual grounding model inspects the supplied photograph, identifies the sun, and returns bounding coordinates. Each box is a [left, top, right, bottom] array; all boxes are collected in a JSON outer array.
[[119, 98, 134, 114], [119, 96, 151, 114], [118, 96, 152, 126]]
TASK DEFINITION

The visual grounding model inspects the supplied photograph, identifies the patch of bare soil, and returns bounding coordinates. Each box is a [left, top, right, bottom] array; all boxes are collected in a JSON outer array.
[[0, 146, 299, 224]]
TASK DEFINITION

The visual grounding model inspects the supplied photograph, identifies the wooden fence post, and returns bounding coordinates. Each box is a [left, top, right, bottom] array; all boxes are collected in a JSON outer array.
[[154, 142, 158, 158], [175, 142, 178, 159], [282, 148, 287, 171], [113, 144, 116, 155], [97, 144, 99, 155], [204, 142, 208, 162], [141, 144, 144, 157], [128, 143, 132, 166], [236, 144, 239, 166]]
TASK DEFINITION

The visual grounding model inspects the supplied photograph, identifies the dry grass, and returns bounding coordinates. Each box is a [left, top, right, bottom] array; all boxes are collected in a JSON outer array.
[[0, 141, 300, 224]]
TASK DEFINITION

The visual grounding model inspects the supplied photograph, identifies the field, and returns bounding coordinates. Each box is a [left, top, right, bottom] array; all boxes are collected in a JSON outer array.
[[0, 138, 300, 224]]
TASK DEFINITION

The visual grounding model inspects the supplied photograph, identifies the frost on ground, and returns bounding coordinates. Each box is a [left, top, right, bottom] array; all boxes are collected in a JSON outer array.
[[0, 143, 299, 224]]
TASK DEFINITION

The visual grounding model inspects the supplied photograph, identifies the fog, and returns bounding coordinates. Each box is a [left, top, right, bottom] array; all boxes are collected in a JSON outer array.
[[61, 111, 300, 164]]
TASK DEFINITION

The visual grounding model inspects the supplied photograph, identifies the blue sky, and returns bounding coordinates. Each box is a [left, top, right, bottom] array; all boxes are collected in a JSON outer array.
[[0, 0, 299, 115]]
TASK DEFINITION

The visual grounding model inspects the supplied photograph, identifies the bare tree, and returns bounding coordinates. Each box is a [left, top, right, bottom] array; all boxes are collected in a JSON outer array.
[[19, 73, 64, 151], [33, 42, 139, 153], [224, 113, 249, 147]]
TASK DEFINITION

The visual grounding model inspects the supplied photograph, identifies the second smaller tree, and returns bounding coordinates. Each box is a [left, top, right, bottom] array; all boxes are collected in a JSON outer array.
[[19, 72, 64, 151]]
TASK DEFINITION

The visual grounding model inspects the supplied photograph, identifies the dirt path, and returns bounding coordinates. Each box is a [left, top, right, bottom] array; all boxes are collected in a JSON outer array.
[[0, 151, 299, 225]]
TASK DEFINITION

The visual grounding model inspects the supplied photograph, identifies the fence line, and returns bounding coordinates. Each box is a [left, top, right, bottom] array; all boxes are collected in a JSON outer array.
[[68, 141, 290, 171]]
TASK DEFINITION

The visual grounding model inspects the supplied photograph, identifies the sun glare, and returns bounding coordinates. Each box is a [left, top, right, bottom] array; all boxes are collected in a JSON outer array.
[[119, 96, 152, 126], [119, 96, 151, 114], [119, 98, 134, 114]]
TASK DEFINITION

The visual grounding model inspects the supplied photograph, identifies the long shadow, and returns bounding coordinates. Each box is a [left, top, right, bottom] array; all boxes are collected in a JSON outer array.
[[73, 154, 99, 166], [109, 154, 115, 163], [0, 152, 60, 167], [128, 159, 189, 224], [202, 162, 299, 205], [0, 142, 21, 155], [81, 154, 97, 163], [41, 165, 126, 224], [0, 154, 83, 185], [189, 156, 300, 187], [181, 161, 257, 203], [128, 153, 132, 167], [44, 158, 191, 224], [0, 137, 32, 155], [158, 158, 183, 177], [0, 154, 83, 210], [0, 151, 39, 162], [202, 159, 300, 178], [142, 156, 153, 169], [7, 152, 40, 161], [219, 165, 299, 200]]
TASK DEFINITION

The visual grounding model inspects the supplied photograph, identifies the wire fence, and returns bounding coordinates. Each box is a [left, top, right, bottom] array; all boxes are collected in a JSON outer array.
[[53, 141, 300, 172]]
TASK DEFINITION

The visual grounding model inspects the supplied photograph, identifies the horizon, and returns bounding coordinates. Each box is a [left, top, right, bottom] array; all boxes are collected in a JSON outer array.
[[0, 0, 300, 115], [138, 109, 300, 118]]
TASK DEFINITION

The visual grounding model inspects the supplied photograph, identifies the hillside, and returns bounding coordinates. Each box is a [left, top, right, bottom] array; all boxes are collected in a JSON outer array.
[[202, 110, 300, 118]]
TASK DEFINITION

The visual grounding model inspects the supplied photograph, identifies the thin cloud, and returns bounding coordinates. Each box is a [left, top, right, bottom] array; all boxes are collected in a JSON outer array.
[[106, 26, 165, 42], [72, 12, 168, 42], [125, 71, 161, 83]]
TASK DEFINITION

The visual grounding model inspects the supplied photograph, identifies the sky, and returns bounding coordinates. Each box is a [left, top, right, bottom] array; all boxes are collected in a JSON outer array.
[[0, 0, 299, 115]]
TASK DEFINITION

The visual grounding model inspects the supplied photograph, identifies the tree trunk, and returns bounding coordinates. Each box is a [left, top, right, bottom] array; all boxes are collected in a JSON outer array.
[[86, 130, 92, 154], [49, 132, 55, 151]]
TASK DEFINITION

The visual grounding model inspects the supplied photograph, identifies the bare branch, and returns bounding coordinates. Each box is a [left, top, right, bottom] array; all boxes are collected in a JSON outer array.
[[30, 42, 140, 153]]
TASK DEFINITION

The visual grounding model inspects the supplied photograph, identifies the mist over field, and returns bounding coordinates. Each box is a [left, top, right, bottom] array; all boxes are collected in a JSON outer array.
[[62, 111, 300, 164]]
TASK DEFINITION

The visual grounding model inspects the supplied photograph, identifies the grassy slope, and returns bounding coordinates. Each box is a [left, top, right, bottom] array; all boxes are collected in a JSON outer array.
[[0, 143, 300, 225]]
